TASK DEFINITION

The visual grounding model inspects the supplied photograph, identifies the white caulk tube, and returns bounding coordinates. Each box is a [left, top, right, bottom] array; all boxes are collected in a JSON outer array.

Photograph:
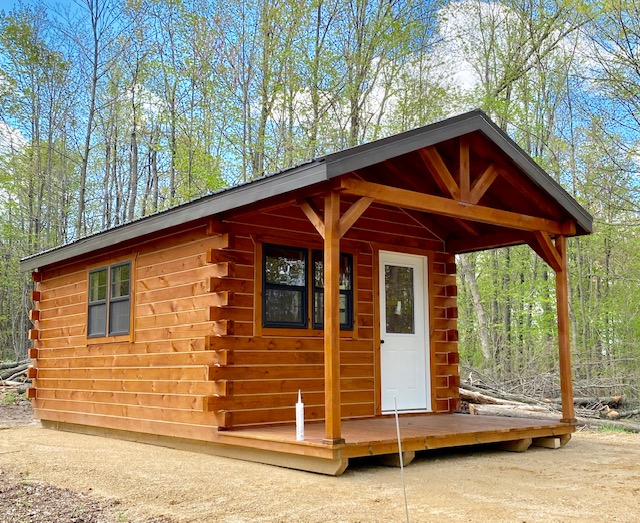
[[296, 389, 304, 441]]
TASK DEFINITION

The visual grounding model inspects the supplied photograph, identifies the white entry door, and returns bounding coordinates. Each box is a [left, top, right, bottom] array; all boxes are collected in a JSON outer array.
[[379, 251, 430, 413]]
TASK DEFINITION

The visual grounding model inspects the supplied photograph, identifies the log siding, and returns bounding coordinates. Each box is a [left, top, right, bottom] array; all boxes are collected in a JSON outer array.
[[29, 198, 460, 438]]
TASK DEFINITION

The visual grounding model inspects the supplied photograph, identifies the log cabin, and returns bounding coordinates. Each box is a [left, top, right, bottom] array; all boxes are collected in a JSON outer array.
[[21, 110, 592, 475]]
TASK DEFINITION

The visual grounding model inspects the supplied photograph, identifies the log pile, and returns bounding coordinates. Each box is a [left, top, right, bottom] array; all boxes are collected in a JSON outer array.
[[0, 360, 31, 394], [461, 383, 640, 433]]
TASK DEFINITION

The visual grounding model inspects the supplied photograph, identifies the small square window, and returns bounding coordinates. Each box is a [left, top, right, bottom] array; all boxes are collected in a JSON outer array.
[[261, 244, 353, 331]]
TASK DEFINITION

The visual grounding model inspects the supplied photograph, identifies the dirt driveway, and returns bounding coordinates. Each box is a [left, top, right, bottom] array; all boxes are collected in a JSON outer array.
[[1, 401, 640, 522]]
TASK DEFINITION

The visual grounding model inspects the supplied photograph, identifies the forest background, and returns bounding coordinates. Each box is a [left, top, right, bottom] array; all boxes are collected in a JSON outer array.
[[0, 0, 638, 401]]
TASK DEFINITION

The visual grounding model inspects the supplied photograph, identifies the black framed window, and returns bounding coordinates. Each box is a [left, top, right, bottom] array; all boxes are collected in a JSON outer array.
[[262, 244, 353, 330], [263, 245, 307, 328], [312, 251, 353, 330], [88, 261, 131, 337]]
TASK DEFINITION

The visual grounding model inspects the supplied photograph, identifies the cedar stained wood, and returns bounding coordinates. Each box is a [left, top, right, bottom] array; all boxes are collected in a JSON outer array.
[[25, 111, 589, 472]]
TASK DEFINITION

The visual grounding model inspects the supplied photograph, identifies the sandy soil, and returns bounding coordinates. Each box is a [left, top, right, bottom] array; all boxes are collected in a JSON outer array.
[[1, 398, 640, 522]]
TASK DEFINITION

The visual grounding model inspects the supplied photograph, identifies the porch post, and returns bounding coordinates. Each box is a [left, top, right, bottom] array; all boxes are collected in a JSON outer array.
[[323, 191, 344, 443], [555, 235, 575, 422]]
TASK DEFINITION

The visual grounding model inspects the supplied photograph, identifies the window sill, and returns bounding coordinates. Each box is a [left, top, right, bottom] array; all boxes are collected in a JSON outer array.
[[86, 334, 131, 345], [261, 327, 355, 338]]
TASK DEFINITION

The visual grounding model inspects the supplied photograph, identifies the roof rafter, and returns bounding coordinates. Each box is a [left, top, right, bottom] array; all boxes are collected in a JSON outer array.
[[418, 147, 461, 200], [469, 164, 500, 205]]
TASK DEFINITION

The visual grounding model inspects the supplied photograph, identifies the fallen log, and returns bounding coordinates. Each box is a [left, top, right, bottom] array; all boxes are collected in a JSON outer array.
[[620, 408, 640, 418], [4, 369, 28, 382], [459, 388, 526, 406], [544, 395, 624, 408], [0, 363, 29, 381], [463, 383, 552, 408], [469, 403, 556, 418], [574, 407, 601, 419], [0, 380, 29, 394], [469, 403, 640, 433]]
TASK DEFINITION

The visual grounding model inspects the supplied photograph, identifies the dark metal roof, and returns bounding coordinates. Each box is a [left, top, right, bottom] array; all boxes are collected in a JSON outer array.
[[20, 109, 593, 272]]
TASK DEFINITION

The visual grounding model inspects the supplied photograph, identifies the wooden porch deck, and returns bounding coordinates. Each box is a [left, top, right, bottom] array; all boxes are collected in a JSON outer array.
[[216, 413, 575, 475]]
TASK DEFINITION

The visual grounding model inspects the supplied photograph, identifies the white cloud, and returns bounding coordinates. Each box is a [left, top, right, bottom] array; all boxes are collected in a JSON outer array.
[[0, 120, 27, 156]]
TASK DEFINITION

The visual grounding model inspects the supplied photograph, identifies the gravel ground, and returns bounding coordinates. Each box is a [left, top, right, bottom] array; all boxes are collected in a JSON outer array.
[[0, 392, 34, 427], [2, 393, 640, 522], [0, 469, 123, 523]]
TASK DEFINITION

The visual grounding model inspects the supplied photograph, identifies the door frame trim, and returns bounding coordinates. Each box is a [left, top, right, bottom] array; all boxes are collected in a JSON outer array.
[[377, 248, 432, 414]]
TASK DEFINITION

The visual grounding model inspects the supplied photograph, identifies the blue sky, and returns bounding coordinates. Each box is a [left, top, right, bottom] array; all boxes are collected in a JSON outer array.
[[1, 0, 79, 13]]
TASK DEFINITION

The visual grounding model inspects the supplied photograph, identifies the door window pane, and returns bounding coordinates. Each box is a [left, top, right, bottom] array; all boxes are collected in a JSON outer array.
[[385, 265, 415, 334]]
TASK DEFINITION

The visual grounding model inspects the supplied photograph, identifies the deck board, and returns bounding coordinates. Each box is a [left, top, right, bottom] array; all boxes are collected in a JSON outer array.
[[218, 413, 575, 460]]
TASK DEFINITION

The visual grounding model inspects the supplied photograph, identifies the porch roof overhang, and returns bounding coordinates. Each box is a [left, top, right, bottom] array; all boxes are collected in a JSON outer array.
[[20, 109, 592, 272]]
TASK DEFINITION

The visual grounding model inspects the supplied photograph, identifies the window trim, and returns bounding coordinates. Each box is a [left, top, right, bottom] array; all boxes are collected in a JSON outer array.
[[87, 260, 132, 339]]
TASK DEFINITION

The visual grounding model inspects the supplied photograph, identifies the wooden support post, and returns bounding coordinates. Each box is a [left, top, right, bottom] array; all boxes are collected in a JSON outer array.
[[323, 191, 344, 444], [532, 437, 563, 449], [459, 136, 470, 202], [495, 438, 532, 453], [555, 235, 575, 422], [376, 451, 416, 468]]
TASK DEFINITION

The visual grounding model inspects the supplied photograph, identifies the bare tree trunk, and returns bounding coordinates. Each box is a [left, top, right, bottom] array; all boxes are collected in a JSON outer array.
[[128, 128, 138, 221], [459, 254, 492, 362], [77, 1, 101, 238]]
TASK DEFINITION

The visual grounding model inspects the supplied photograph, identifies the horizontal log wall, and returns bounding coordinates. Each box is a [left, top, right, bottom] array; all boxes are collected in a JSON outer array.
[[206, 200, 457, 428], [207, 202, 377, 427], [29, 197, 460, 438], [30, 224, 223, 440]]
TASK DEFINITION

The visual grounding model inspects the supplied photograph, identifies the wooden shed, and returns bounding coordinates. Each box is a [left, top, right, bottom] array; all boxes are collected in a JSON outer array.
[[21, 110, 592, 475]]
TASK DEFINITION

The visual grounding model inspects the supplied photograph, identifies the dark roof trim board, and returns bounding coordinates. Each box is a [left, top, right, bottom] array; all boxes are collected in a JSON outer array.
[[20, 110, 593, 272], [324, 111, 592, 232]]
